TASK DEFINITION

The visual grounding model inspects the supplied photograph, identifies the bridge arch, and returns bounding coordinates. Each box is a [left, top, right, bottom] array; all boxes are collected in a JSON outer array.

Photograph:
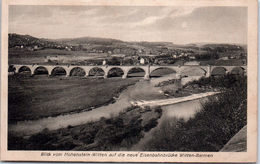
[[126, 67, 146, 78], [150, 67, 177, 77], [70, 67, 86, 76], [51, 67, 67, 76], [8, 65, 16, 73], [107, 67, 124, 78], [34, 66, 49, 75], [89, 67, 105, 77], [230, 67, 245, 75], [211, 67, 227, 76], [181, 67, 207, 76], [18, 66, 32, 74]]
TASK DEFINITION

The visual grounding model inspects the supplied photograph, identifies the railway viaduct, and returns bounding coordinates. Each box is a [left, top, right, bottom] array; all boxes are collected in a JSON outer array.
[[10, 64, 247, 79]]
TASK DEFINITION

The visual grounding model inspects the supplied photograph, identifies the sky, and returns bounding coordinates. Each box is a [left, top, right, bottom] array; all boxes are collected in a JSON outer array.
[[9, 5, 247, 44]]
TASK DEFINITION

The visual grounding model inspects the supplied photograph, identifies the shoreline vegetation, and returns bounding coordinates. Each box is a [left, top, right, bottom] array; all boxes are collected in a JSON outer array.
[[156, 77, 223, 98], [8, 73, 247, 151], [142, 74, 247, 151]]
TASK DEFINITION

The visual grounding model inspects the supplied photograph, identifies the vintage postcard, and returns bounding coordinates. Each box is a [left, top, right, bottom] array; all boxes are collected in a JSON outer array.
[[0, 0, 258, 162]]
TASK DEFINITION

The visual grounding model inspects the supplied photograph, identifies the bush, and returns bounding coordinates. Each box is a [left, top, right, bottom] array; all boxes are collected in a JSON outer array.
[[185, 74, 246, 90], [154, 106, 162, 114], [144, 75, 247, 151], [143, 118, 158, 132]]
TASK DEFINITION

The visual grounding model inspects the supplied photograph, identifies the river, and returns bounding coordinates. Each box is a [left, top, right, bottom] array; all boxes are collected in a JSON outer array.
[[9, 74, 208, 137], [131, 97, 208, 150]]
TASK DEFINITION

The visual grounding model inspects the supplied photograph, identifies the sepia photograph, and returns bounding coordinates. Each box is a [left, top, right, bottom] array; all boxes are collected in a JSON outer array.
[[0, 0, 257, 162]]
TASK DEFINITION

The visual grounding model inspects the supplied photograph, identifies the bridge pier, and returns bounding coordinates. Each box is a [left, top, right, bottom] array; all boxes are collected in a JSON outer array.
[[14, 69, 19, 74], [103, 73, 108, 78], [144, 73, 150, 79], [122, 74, 127, 79], [205, 65, 211, 77], [65, 71, 70, 77], [84, 72, 89, 77], [176, 73, 181, 79]]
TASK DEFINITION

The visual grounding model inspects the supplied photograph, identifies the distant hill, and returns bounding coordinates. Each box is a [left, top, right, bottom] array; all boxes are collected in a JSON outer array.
[[201, 44, 245, 53], [53, 37, 178, 52], [53, 37, 124, 46], [9, 33, 176, 54], [130, 41, 174, 47], [8, 33, 246, 57], [8, 33, 68, 49]]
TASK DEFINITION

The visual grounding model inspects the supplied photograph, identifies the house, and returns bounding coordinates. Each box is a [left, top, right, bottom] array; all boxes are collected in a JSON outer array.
[[228, 56, 235, 59], [140, 58, 145, 64], [27, 47, 34, 51], [189, 56, 196, 59], [138, 49, 144, 53], [220, 57, 229, 60], [65, 46, 71, 51]]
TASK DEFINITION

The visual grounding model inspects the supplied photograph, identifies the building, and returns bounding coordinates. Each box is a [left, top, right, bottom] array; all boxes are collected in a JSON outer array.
[[140, 58, 145, 64], [189, 56, 196, 59], [220, 57, 229, 60]]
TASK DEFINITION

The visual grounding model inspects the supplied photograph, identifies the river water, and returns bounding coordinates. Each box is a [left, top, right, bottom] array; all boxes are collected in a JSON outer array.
[[130, 97, 208, 150], [9, 74, 207, 137]]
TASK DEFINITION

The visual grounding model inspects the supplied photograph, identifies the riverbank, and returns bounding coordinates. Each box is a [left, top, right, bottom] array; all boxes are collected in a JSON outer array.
[[8, 105, 162, 150], [8, 74, 139, 123], [156, 78, 219, 98], [132, 92, 218, 107], [140, 74, 247, 151]]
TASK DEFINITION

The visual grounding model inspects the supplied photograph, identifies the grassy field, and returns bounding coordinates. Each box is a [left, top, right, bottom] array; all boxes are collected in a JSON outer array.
[[8, 74, 139, 123], [8, 48, 108, 64]]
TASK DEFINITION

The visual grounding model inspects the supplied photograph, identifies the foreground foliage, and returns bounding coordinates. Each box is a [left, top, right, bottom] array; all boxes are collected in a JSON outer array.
[[144, 74, 247, 151]]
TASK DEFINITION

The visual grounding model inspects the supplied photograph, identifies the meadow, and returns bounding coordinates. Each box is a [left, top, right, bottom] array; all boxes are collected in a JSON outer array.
[[8, 74, 139, 123], [8, 48, 108, 64]]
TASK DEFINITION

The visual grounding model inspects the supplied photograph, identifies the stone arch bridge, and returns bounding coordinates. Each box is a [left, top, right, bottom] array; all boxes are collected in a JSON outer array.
[[10, 64, 247, 79]]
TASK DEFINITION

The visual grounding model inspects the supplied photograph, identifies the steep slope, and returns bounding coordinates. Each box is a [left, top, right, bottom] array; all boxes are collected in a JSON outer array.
[[8, 33, 68, 49]]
